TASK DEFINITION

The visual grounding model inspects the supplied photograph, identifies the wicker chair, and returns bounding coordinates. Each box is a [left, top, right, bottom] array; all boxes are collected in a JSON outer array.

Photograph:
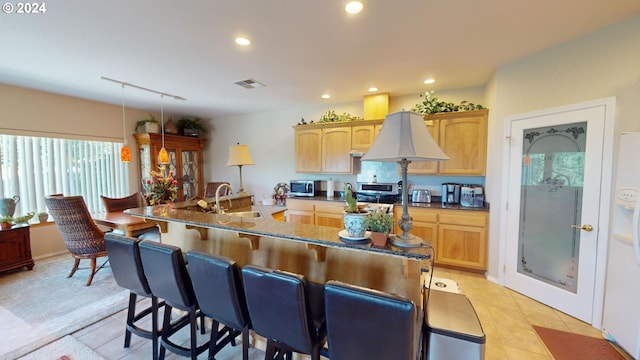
[[205, 182, 231, 198], [100, 193, 145, 212], [45, 195, 108, 286]]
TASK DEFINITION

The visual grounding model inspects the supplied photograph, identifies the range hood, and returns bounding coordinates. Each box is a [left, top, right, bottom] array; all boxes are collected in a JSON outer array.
[[350, 150, 366, 157]]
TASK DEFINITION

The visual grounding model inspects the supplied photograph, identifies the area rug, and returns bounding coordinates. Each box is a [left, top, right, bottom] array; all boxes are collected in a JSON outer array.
[[533, 325, 627, 360], [0, 254, 129, 360], [16, 335, 105, 360]]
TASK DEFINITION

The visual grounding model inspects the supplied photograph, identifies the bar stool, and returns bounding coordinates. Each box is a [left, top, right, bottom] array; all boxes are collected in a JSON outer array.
[[104, 233, 164, 360], [241, 265, 327, 360], [324, 280, 423, 360], [139, 240, 208, 360], [187, 251, 252, 360]]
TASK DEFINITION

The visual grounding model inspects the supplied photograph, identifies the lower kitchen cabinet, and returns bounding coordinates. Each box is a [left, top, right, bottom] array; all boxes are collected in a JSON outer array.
[[286, 198, 345, 228], [284, 198, 315, 225], [394, 207, 488, 272]]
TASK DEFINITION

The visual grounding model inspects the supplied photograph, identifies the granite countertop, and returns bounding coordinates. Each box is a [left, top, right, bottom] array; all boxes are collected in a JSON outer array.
[[286, 195, 490, 212], [125, 201, 431, 260]]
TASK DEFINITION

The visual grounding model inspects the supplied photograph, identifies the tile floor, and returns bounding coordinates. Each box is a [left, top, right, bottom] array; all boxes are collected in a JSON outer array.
[[59, 267, 631, 360]]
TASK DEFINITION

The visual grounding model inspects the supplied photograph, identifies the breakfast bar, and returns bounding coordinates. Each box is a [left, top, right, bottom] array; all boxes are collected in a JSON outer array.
[[125, 201, 431, 306]]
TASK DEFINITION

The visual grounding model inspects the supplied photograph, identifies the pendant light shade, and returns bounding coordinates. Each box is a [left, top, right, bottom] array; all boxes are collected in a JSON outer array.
[[158, 94, 170, 165], [119, 84, 131, 162]]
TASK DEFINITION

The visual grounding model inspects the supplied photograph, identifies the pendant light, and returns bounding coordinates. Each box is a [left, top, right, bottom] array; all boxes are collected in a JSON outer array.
[[157, 94, 170, 165], [119, 84, 131, 162]]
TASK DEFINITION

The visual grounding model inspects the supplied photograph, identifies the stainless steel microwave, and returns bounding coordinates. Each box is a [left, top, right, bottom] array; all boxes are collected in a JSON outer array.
[[289, 180, 321, 197]]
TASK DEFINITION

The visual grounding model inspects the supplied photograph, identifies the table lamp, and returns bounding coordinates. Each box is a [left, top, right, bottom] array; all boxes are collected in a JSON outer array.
[[226, 143, 254, 196], [361, 111, 449, 248]]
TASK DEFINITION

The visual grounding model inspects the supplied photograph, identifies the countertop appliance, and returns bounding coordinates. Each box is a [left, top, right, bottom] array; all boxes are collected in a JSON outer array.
[[460, 184, 484, 208], [289, 180, 321, 197], [411, 189, 431, 203], [442, 183, 461, 205], [356, 182, 399, 204], [602, 131, 640, 359]]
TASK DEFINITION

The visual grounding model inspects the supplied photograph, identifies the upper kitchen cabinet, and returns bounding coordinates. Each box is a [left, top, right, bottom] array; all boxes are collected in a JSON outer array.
[[295, 128, 322, 172], [351, 125, 376, 151], [408, 109, 488, 176], [293, 125, 354, 173], [134, 133, 206, 202]]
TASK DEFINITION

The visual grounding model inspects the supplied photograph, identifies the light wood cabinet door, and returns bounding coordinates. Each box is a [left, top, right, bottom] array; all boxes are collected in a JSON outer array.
[[295, 128, 322, 173], [394, 207, 438, 252], [407, 119, 439, 175], [436, 211, 488, 270], [438, 110, 488, 175], [286, 210, 315, 224], [322, 127, 352, 173], [351, 125, 375, 151]]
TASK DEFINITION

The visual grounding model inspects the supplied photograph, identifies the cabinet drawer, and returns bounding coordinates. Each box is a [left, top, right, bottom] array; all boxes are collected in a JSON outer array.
[[315, 203, 345, 214], [285, 199, 315, 212], [398, 209, 438, 223], [439, 212, 487, 227]]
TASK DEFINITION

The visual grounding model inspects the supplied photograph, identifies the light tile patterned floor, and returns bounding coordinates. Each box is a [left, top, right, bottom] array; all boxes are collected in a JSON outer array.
[[35, 267, 631, 360]]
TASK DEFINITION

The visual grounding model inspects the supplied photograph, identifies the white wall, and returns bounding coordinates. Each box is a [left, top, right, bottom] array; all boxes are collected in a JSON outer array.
[[486, 15, 640, 280]]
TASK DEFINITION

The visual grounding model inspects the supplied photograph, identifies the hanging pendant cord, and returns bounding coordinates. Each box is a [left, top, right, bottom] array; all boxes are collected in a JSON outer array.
[[160, 94, 165, 149], [121, 84, 126, 144]]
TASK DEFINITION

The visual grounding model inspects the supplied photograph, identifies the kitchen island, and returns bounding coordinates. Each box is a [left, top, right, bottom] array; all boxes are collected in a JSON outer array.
[[125, 200, 430, 306]]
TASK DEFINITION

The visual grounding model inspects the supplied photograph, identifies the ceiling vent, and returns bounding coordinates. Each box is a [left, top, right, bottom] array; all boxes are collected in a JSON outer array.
[[234, 78, 266, 89]]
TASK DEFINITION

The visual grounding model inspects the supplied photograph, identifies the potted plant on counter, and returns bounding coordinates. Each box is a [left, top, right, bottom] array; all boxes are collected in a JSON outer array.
[[342, 185, 369, 238], [365, 210, 394, 247]]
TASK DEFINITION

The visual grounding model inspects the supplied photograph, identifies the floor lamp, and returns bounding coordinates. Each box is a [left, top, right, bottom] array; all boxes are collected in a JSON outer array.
[[361, 111, 449, 248], [226, 143, 254, 196]]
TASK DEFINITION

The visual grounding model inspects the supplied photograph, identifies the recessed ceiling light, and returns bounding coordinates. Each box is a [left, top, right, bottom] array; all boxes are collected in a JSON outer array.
[[235, 37, 251, 46], [424, 78, 435, 84], [368, 87, 378, 92], [345, 1, 363, 14], [321, 94, 331, 99]]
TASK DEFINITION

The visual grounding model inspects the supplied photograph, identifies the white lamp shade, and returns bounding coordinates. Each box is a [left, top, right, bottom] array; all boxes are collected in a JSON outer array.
[[226, 144, 255, 166], [362, 110, 449, 162]]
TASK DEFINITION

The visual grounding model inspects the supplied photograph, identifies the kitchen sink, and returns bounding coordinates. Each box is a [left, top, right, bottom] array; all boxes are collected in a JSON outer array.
[[225, 210, 263, 219]]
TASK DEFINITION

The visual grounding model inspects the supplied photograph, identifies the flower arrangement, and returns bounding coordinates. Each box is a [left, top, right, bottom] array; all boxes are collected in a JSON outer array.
[[145, 167, 178, 205]]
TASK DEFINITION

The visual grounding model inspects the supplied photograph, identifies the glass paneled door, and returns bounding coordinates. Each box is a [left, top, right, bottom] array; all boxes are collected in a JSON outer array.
[[505, 103, 610, 323]]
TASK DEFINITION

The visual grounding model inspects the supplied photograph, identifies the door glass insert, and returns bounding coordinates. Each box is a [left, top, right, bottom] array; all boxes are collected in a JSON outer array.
[[518, 122, 586, 293], [181, 150, 199, 200]]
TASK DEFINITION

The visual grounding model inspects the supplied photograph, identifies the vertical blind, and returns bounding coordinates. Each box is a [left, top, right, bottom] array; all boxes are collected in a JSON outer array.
[[0, 134, 129, 215]]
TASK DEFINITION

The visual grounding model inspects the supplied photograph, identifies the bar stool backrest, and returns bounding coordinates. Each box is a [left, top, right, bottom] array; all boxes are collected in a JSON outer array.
[[324, 280, 423, 360], [104, 232, 151, 296]]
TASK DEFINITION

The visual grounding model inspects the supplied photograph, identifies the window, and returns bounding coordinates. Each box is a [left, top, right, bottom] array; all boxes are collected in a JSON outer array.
[[0, 135, 129, 215]]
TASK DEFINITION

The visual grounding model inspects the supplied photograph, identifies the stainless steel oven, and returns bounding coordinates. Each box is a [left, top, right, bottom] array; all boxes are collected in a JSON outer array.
[[356, 182, 399, 204]]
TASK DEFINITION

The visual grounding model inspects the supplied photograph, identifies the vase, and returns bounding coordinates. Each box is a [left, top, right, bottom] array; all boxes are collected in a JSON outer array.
[[343, 211, 370, 238], [370, 232, 388, 247], [164, 117, 179, 135]]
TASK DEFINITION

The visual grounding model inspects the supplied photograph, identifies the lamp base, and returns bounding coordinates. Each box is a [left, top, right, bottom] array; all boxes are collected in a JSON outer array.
[[236, 190, 249, 197], [389, 233, 424, 248]]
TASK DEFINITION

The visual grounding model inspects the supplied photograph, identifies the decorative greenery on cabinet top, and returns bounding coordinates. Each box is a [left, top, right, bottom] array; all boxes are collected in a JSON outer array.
[[296, 110, 362, 126], [412, 91, 485, 115]]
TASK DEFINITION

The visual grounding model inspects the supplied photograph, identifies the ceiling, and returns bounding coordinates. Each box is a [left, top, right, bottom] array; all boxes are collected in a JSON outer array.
[[2, 1, 639, 119]]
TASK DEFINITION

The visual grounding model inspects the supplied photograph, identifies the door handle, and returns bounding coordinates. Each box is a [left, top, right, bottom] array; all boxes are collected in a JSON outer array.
[[570, 224, 593, 232]]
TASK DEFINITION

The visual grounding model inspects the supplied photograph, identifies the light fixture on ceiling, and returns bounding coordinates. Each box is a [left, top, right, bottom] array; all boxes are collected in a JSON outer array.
[[321, 94, 331, 99], [361, 111, 449, 248], [345, 1, 363, 14], [157, 94, 170, 165], [226, 143, 255, 196], [424, 78, 436, 84], [368, 87, 378, 92], [119, 84, 131, 162], [235, 37, 251, 46]]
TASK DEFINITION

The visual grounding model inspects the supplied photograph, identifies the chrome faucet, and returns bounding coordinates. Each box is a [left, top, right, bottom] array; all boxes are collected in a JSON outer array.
[[215, 183, 233, 214]]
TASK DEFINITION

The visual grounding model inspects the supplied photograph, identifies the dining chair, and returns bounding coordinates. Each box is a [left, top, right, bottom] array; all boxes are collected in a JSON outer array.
[[324, 280, 423, 360], [104, 233, 164, 360], [241, 264, 327, 360], [187, 250, 252, 360], [100, 193, 160, 241], [44, 195, 108, 286], [205, 182, 231, 198]]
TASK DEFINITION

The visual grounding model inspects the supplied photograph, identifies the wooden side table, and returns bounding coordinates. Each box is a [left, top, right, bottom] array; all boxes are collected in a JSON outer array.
[[0, 224, 34, 272]]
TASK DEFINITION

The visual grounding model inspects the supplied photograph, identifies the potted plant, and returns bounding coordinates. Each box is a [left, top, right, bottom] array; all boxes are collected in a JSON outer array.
[[134, 114, 160, 133], [37, 212, 49, 223], [177, 117, 207, 137], [365, 210, 394, 247], [0, 215, 12, 229], [342, 185, 369, 238]]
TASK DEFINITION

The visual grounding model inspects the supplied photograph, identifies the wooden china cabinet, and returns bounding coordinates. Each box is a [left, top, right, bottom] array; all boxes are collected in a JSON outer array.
[[134, 133, 207, 202]]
